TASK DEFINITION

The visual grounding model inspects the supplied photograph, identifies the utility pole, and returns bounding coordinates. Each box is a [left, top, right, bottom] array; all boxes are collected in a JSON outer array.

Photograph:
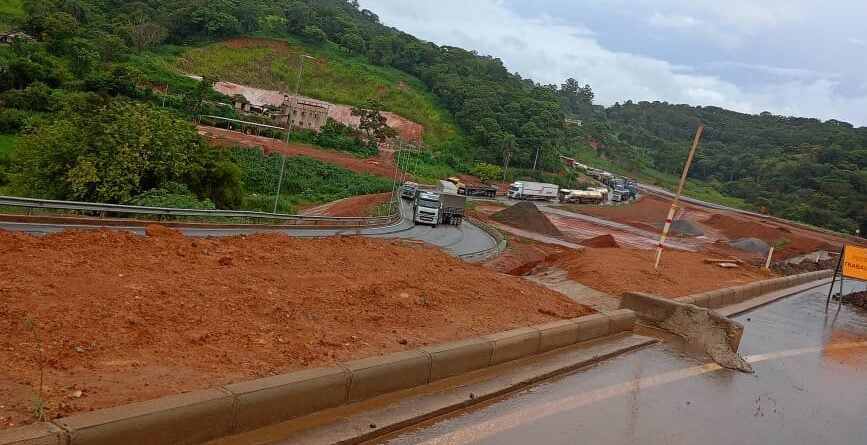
[[654, 124, 703, 271], [273, 54, 315, 214]]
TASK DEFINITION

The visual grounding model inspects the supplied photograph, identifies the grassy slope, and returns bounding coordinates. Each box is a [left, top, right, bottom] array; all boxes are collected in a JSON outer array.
[[0, 0, 23, 29], [0, 134, 19, 156], [160, 36, 461, 147]]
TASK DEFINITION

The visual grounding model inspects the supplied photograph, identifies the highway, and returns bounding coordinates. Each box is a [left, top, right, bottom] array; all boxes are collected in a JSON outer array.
[[379, 280, 867, 445], [0, 198, 500, 260]]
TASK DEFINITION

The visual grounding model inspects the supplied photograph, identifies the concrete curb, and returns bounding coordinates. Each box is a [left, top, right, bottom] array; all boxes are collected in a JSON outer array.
[[0, 311, 636, 445], [674, 270, 834, 309]]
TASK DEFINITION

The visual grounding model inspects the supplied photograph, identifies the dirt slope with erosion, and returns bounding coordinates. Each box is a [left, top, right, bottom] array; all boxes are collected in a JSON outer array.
[[0, 228, 590, 429]]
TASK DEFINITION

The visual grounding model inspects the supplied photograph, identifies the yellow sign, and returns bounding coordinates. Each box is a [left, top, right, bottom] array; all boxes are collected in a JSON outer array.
[[842, 246, 867, 281]]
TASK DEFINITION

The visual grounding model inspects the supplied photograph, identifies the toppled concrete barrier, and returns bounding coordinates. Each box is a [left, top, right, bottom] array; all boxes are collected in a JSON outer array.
[[620, 292, 751, 373]]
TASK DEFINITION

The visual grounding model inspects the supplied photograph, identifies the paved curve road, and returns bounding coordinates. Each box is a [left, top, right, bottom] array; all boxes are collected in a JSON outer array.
[[0, 198, 498, 259]]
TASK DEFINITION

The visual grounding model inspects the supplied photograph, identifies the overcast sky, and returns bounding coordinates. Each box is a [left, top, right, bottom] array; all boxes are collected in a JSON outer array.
[[362, 0, 867, 126]]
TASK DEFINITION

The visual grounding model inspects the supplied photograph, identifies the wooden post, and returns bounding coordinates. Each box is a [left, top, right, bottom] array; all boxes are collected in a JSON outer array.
[[764, 247, 775, 269], [654, 124, 704, 271]]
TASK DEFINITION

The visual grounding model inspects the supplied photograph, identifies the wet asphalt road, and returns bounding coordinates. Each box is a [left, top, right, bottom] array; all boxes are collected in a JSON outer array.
[[0, 199, 497, 258], [381, 280, 867, 445]]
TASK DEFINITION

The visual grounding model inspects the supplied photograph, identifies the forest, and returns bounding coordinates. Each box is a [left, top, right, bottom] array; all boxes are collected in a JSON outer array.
[[0, 0, 863, 233]]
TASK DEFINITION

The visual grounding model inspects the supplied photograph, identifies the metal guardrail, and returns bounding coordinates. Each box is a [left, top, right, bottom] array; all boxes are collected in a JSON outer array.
[[460, 216, 508, 262], [0, 196, 401, 228]]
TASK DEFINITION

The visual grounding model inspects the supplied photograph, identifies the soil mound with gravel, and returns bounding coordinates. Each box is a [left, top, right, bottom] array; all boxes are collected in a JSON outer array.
[[670, 220, 704, 236], [492, 202, 562, 237], [841, 291, 867, 310], [581, 234, 620, 248], [729, 237, 770, 254]]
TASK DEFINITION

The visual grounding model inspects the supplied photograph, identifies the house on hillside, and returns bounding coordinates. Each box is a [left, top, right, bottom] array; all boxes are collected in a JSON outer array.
[[271, 96, 331, 132], [1, 31, 36, 44]]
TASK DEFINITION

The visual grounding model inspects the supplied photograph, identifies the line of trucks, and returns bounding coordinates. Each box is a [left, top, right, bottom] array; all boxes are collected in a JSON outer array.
[[401, 170, 638, 227]]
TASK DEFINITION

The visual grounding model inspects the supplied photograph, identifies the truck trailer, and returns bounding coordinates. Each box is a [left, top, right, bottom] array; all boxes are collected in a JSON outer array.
[[507, 181, 559, 201], [438, 193, 466, 226]]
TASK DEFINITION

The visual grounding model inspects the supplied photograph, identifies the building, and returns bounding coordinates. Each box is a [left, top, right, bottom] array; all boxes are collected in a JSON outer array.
[[0, 31, 36, 45], [271, 96, 330, 131]]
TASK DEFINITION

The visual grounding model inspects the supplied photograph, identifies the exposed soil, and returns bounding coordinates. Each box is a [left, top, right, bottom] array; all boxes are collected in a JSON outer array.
[[0, 228, 591, 429], [772, 258, 838, 276], [301, 193, 392, 217], [491, 202, 563, 238], [840, 291, 867, 311], [549, 247, 766, 297], [199, 126, 401, 180], [211, 79, 424, 142], [581, 234, 620, 248]]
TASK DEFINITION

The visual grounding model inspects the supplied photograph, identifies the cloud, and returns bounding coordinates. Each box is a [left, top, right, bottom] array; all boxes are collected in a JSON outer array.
[[709, 62, 840, 81], [362, 0, 867, 125], [647, 12, 701, 30]]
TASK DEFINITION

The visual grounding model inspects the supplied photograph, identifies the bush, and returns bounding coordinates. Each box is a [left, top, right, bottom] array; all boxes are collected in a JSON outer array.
[[128, 187, 216, 210], [0, 109, 26, 133]]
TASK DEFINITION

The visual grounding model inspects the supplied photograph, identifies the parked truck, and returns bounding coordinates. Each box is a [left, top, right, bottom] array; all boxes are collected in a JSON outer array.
[[446, 177, 498, 197], [401, 181, 418, 200], [507, 181, 559, 201], [558, 189, 605, 204]]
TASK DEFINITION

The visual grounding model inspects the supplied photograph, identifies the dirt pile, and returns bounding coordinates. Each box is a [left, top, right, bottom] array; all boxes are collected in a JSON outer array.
[[729, 237, 771, 254], [581, 234, 620, 248], [0, 228, 591, 429], [671, 220, 704, 237], [772, 258, 837, 275], [840, 291, 867, 310], [492, 202, 562, 237], [552, 247, 766, 297]]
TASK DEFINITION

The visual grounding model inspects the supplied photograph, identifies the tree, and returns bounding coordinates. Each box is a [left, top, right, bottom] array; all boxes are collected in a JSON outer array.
[[470, 162, 502, 183], [301, 25, 327, 43], [15, 101, 241, 206], [340, 32, 365, 54], [351, 101, 397, 143], [124, 19, 168, 51]]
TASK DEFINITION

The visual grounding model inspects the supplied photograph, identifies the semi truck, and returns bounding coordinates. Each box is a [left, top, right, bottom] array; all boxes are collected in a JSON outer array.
[[558, 189, 605, 204], [446, 177, 498, 197], [507, 181, 559, 201], [412, 192, 466, 227], [401, 181, 418, 200], [413, 192, 441, 226]]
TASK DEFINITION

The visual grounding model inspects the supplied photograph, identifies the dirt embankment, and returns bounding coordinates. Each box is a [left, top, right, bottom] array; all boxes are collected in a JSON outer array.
[[0, 228, 591, 429], [549, 247, 766, 297], [199, 126, 401, 180], [300, 193, 393, 217]]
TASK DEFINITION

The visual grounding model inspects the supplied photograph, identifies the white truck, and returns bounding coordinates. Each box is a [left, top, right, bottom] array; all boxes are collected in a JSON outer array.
[[413, 192, 441, 226], [507, 181, 559, 201]]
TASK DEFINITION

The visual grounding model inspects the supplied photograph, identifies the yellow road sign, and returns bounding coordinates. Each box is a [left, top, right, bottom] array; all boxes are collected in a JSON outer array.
[[842, 246, 867, 281]]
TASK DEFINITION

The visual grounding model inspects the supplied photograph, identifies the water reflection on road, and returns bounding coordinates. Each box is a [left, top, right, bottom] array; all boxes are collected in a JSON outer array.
[[383, 280, 867, 445]]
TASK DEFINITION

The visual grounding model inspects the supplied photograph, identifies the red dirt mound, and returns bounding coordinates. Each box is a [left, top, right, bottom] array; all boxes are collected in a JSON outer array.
[[492, 202, 562, 238], [581, 234, 620, 248], [0, 229, 591, 429], [552, 247, 766, 298]]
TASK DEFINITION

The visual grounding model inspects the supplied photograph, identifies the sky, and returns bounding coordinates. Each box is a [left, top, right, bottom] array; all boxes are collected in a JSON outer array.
[[362, 0, 867, 126]]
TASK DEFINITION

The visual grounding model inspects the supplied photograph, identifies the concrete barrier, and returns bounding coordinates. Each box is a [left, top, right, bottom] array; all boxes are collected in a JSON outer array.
[[1, 310, 638, 445], [343, 349, 432, 402], [54, 388, 235, 445], [482, 327, 541, 365], [678, 269, 834, 310], [421, 337, 493, 381], [0, 423, 64, 445], [535, 320, 580, 353], [225, 366, 350, 432]]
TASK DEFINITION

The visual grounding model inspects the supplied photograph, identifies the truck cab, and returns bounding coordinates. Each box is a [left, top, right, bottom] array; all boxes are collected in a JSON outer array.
[[413, 192, 441, 226], [401, 182, 418, 200]]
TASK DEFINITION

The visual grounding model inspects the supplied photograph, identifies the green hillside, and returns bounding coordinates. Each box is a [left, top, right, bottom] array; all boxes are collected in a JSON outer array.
[[166, 38, 460, 146], [0, 0, 24, 27]]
